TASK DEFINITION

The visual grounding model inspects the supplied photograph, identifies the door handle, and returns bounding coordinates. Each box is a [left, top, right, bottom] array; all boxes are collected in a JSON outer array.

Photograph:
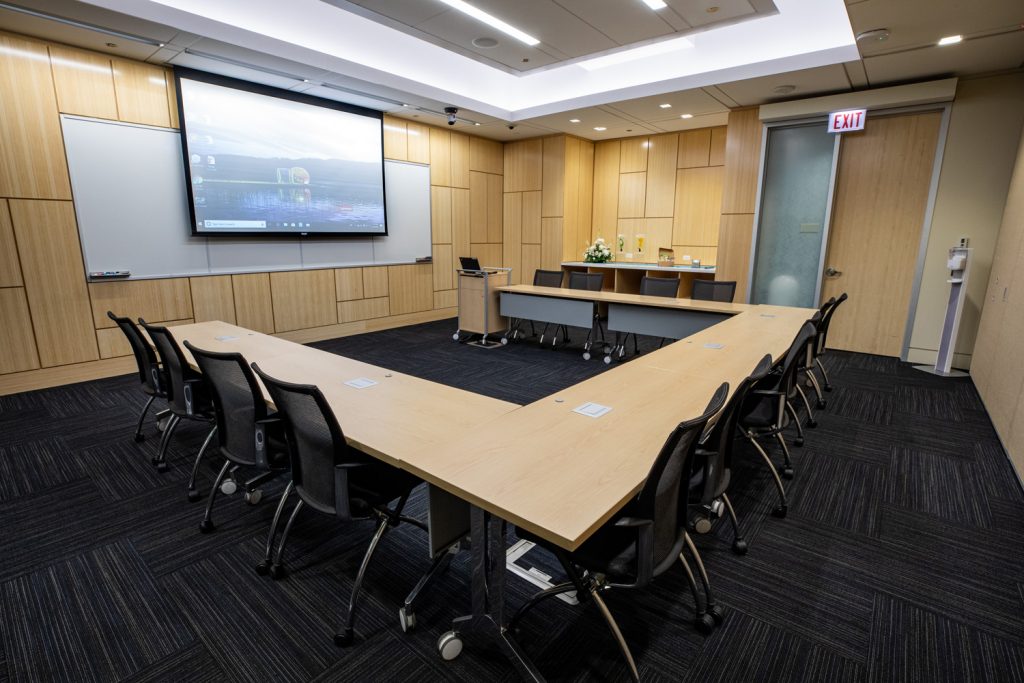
[[825, 266, 842, 277]]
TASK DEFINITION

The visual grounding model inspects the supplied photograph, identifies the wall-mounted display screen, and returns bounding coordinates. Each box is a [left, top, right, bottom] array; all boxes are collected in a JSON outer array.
[[175, 68, 386, 236]]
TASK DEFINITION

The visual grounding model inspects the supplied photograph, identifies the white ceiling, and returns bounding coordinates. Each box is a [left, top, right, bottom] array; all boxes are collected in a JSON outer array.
[[1, 0, 1021, 141]]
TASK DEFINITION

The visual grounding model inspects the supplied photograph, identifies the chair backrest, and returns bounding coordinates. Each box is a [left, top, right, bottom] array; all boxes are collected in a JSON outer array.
[[251, 363, 364, 518], [107, 311, 162, 394], [532, 269, 564, 288], [817, 292, 848, 352], [640, 276, 680, 298], [568, 271, 604, 291], [184, 342, 269, 468], [692, 280, 736, 303], [778, 315, 820, 395], [140, 320, 195, 414], [695, 355, 773, 503], [635, 382, 728, 579]]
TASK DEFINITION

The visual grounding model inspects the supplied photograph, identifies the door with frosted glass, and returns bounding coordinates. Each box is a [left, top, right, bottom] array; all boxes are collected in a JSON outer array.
[[750, 124, 836, 308]]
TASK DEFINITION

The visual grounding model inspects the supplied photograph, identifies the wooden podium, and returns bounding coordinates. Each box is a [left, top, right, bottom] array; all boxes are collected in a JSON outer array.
[[454, 267, 510, 347]]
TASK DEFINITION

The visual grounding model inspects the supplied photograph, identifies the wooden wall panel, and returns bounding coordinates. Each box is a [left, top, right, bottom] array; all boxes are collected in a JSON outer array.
[[450, 132, 470, 188], [90, 278, 192, 328], [388, 264, 433, 314], [541, 218, 563, 270], [542, 136, 565, 217], [617, 218, 672, 259], [406, 121, 431, 163], [433, 243, 454, 291], [189, 275, 235, 324], [645, 133, 678, 218], [383, 115, 407, 161], [9, 200, 98, 366], [431, 186, 453, 244], [429, 128, 452, 186], [592, 141, 620, 240], [678, 129, 712, 168], [111, 60, 170, 127], [0, 288, 40, 373], [363, 267, 390, 298], [270, 269, 337, 332], [433, 289, 457, 309], [618, 172, 647, 218], [620, 137, 649, 173], [452, 188, 471, 258], [165, 67, 179, 129], [717, 214, 754, 298], [338, 297, 389, 323], [0, 201, 23, 287], [578, 139, 595, 246], [48, 45, 117, 120], [0, 34, 71, 200], [97, 316, 192, 359], [562, 137, 581, 260], [521, 244, 541, 284], [487, 173, 503, 243], [503, 192, 523, 284], [709, 126, 727, 166], [470, 243, 503, 268], [504, 139, 543, 193], [721, 108, 762, 214], [469, 172, 489, 243], [673, 166, 724, 246], [470, 137, 503, 174], [231, 273, 275, 333], [521, 190, 542, 244], [335, 268, 363, 301]]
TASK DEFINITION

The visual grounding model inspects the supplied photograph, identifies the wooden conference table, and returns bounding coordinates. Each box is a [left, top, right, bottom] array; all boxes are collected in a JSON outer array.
[[169, 298, 813, 680]]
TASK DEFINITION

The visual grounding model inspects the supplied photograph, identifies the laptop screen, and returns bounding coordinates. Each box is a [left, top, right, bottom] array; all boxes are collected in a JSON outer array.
[[459, 256, 481, 271]]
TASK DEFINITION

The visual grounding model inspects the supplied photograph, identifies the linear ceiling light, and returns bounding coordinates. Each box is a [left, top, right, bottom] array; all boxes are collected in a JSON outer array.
[[0, 1, 165, 47], [937, 34, 962, 46], [435, 0, 540, 46], [640, 0, 668, 9], [578, 35, 693, 71]]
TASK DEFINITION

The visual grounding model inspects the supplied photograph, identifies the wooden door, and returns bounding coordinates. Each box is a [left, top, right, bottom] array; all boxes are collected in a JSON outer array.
[[821, 111, 942, 356]]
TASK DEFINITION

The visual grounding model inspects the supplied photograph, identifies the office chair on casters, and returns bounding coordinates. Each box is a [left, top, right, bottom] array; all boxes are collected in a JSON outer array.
[[737, 319, 819, 518], [688, 354, 774, 555], [612, 275, 681, 360], [512, 384, 729, 681], [692, 279, 737, 303], [106, 312, 169, 442], [567, 271, 607, 359], [250, 363, 429, 646], [507, 269, 564, 343], [183, 342, 290, 533], [140, 321, 218, 487], [811, 292, 848, 395], [799, 297, 837, 412]]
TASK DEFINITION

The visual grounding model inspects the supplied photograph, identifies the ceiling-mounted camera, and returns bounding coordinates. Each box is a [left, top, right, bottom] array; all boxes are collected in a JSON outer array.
[[444, 106, 458, 126]]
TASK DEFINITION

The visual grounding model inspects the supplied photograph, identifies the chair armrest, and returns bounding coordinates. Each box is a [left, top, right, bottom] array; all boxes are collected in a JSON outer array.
[[333, 462, 370, 521], [182, 378, 204, 415], [252, 416, 282, 469]]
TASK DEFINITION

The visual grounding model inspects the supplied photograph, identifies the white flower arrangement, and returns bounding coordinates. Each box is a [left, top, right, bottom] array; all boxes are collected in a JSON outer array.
[[583, 237, 613, 263]]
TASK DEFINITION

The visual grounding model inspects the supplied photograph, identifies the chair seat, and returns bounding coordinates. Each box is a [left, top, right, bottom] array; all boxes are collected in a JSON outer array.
[[688, 467, 730, 502], [518, 521, 639, 582]]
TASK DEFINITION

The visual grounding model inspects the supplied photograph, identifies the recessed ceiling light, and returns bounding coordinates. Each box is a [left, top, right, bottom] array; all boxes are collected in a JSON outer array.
[[569, 118, 581, 123], [659, 103, 672, 109], [856, 28, 890, 43], [472, 37, 499, 48], [435, 0, 540, 46], [680, 113, 693, 119], [706, 6, 719, 12], [105, 42, 117, 48], [474, 122, 481, 126], [594, 126, 607, 131], [772, 84, 796, 94], [640, 0, 668, 8], [578, 36, 693, 71], [938, 34, 962, 46]]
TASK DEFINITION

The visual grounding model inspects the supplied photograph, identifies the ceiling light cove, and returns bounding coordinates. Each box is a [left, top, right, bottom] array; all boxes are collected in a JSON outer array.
[[640, 0, 668, 9], [435, 0, 540, 46], [578, 35, 694, 71]]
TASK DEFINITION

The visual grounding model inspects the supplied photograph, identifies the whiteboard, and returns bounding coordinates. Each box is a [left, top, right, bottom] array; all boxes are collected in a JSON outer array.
[[62, 115, 431, 279]]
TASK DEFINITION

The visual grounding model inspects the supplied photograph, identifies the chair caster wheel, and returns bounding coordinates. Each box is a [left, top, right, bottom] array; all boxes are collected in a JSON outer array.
[[781, 466, 794, 480], [771, 505, 788, 519], [696, 613, 715, 635], [500, 337, 508, 345], [806, 419, 818, 428], [187, 488, 201, 502], [794, 437, 804, 447], [399, 607, 416, 633], [707, 604, 725, 625], [438, 631, 463, 661], [269, 564, 286, 580], [220, 479, 237, 496], [199, 519, 214, 534], [603, 356, 612, 365], [334, 628, 354, 647], [817, 400, 827, 409], [732, 539, 748, 555], [582, 352, 591, 360], [244, 489, 263, 505], [255, 561, 270, 576], [156, 462, 168, 473], [452, 333, 460, 341], [134, 434, 145, 443]]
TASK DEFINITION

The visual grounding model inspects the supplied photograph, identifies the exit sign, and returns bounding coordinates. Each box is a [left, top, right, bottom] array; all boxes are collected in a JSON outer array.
[[828, 109, 866, 133]]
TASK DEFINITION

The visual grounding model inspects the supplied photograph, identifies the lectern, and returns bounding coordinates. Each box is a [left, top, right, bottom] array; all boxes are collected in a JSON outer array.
[[454, 267, 511, 348]]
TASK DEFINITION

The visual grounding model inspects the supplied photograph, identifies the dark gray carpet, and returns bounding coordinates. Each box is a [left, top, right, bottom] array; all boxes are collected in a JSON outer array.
[[1, 317, 1023, 682]]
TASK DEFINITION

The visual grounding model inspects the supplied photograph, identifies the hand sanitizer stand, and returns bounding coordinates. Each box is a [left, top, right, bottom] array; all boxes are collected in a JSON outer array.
[[915, 245, 971, 377]]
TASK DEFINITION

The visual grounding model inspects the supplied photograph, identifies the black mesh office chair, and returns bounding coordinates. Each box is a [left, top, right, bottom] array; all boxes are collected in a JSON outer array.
[[689, 354, 773, 555], [507, 269, 564, 343], [567, 271, 606, 358], [811, 292, 848, 394], [139, 321, 218, 492], [512, 384, 729, 681], [107, 312, 169, 442], [251, 363, 428, 646], [183, 342, 290, 532], [737, 319, 818, 518], [799, 297, 836, 411], [612, 275, 681, 360], [692, 279, 737, 303]]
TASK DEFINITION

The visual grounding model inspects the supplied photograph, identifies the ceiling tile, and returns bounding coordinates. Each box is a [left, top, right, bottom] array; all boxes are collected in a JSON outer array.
[[651, 111, 730, 131], [414, 10, 562, 70], [601, 88, 730, 122], [552, 0, 678, 46], [668, 0, 757, 28], [341, 0, 448, 26], [844, 60, 869, 88], [169, 52, 305, 90], [864, 32, 1024, 84], [469, 0, 618, 58], [0, 5, 160, 61], [717, 63, 853, 106]]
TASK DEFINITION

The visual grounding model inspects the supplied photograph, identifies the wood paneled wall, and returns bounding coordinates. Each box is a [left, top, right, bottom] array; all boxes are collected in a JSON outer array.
[[716, 108, 763, 300], [590, 126, 726, 267], [0, 31, 500, 394], [972, 120, 1024, 479]]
